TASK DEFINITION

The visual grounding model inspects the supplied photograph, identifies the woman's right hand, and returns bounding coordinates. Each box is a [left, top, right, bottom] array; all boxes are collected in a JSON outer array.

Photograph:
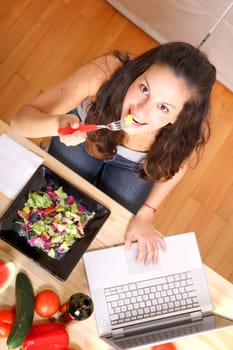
[[58, 118, 87, 146], [125, 212, 166, 265]]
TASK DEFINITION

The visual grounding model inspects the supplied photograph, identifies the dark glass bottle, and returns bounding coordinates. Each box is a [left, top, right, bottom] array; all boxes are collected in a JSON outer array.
[[59, 293, 94, 323]]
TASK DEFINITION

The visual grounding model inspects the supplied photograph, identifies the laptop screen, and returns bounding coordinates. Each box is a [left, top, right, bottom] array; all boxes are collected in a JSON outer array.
[[103, 313, 233, 350]]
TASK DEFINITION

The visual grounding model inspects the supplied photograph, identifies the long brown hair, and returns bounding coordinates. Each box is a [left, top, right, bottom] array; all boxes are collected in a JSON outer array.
[[84, 42, 216, 181]]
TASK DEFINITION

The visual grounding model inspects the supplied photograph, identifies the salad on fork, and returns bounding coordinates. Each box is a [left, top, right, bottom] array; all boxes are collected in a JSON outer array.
[[58, 114, 134, 135]]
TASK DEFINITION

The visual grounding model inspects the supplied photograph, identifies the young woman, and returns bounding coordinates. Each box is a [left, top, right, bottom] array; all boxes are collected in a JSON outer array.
[[11, 42, 216, 265]]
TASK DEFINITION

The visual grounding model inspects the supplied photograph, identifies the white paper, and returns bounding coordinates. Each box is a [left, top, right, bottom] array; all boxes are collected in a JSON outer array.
[[0, 134, 43, 199]]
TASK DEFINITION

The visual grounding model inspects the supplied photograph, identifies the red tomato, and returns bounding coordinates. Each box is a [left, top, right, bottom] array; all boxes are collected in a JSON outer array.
[[0, 310, 15, 338], [34, 289, 60, 318], [0, 310, 15, 324], [0, 322, 12, 338], [151, 343, 177, 350]]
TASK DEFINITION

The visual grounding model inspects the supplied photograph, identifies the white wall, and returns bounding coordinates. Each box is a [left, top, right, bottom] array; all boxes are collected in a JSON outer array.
[[107, 0, 233, 92]]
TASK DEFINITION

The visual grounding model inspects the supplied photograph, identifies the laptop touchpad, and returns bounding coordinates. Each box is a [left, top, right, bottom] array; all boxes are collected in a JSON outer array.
[[125, 244, 162, 274]]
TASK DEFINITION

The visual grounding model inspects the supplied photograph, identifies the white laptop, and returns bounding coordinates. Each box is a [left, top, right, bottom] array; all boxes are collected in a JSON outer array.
[[83, 232, 233, 349]]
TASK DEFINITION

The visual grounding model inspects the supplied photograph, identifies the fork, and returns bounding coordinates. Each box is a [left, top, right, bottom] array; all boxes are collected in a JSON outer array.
[[58, 120, 123, 135]]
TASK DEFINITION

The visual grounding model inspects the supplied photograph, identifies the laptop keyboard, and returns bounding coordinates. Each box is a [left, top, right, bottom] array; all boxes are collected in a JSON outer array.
[[104, 271, 200, 326]]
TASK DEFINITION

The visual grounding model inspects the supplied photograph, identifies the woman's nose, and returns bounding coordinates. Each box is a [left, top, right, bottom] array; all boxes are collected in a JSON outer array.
[[133, 101, 152, 122]]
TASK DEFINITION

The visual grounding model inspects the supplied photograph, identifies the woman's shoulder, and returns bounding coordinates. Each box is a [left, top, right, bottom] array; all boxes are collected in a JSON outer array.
[[65, 52, 128, 99], [23, 51, 133, 115], [85, 51, 130, 79]]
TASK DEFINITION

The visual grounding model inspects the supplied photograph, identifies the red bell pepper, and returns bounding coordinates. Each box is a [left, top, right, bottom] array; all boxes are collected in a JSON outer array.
[[43, 206, 55, 215], [0, 309, 15, 338], [151, 343, 177, 350], [22, 323, 69, 350]]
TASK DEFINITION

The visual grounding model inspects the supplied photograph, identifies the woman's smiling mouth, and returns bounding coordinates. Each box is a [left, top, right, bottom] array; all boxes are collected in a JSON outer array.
[[124, 114, 148, 128]]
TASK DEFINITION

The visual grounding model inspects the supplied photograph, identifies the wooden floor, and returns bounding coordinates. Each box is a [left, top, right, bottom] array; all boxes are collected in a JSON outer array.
[[0, 0, 232, 283]]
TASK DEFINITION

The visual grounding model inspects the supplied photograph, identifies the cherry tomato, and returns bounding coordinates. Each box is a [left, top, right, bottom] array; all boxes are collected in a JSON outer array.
[[59, 302, 67, 313], [151, 343, 177, 350], [34, 289, 60, 318]]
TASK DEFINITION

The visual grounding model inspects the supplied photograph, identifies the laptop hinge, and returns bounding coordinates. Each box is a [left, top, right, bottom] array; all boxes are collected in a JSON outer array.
[[112, 311, 203, 338], [191, 311, 202, 321], [112, 328, 124, 338]]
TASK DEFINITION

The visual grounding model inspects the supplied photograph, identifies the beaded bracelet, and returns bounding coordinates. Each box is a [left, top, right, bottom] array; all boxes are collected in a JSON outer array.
[[143, 202, 157, 213]]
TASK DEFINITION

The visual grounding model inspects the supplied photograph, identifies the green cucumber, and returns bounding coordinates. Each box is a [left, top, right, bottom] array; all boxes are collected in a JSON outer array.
[[7, 272, 34, 349]]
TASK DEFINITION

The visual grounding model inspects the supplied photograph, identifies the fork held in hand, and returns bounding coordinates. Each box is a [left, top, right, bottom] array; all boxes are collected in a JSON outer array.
[[58, 120, 122, 135]]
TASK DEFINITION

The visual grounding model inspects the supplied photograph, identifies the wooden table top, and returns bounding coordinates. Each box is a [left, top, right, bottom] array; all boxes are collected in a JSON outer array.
[[0, 119, 232, 350]]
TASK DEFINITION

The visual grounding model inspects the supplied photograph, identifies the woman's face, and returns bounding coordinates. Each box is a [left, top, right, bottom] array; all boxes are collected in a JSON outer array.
[[121, 64, 192, 135]]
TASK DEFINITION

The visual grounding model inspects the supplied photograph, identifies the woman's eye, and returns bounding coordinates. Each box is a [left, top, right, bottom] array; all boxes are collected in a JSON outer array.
[[139, 84, 149, 95], [158, 104, 169, 113]]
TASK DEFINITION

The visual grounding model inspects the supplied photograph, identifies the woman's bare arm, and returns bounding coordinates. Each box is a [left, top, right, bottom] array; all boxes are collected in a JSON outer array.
[[10, 54, 122, 138], [125, 163, 188, 265]]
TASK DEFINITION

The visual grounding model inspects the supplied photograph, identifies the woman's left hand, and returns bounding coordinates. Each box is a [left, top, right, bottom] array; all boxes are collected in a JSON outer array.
[[124, 214, 166, 265]]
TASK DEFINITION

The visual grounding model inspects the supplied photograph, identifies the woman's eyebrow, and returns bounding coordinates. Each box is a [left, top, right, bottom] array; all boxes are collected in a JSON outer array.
[[161, 101, 176, 109], [144, 76, 176, 109]]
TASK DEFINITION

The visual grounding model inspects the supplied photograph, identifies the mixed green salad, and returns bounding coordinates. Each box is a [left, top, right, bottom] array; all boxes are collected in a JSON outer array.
[[16, 186, 94, 259]]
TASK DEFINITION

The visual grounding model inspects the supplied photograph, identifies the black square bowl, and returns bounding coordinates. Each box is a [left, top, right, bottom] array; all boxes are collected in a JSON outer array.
[[0, 165, 111, 281]]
